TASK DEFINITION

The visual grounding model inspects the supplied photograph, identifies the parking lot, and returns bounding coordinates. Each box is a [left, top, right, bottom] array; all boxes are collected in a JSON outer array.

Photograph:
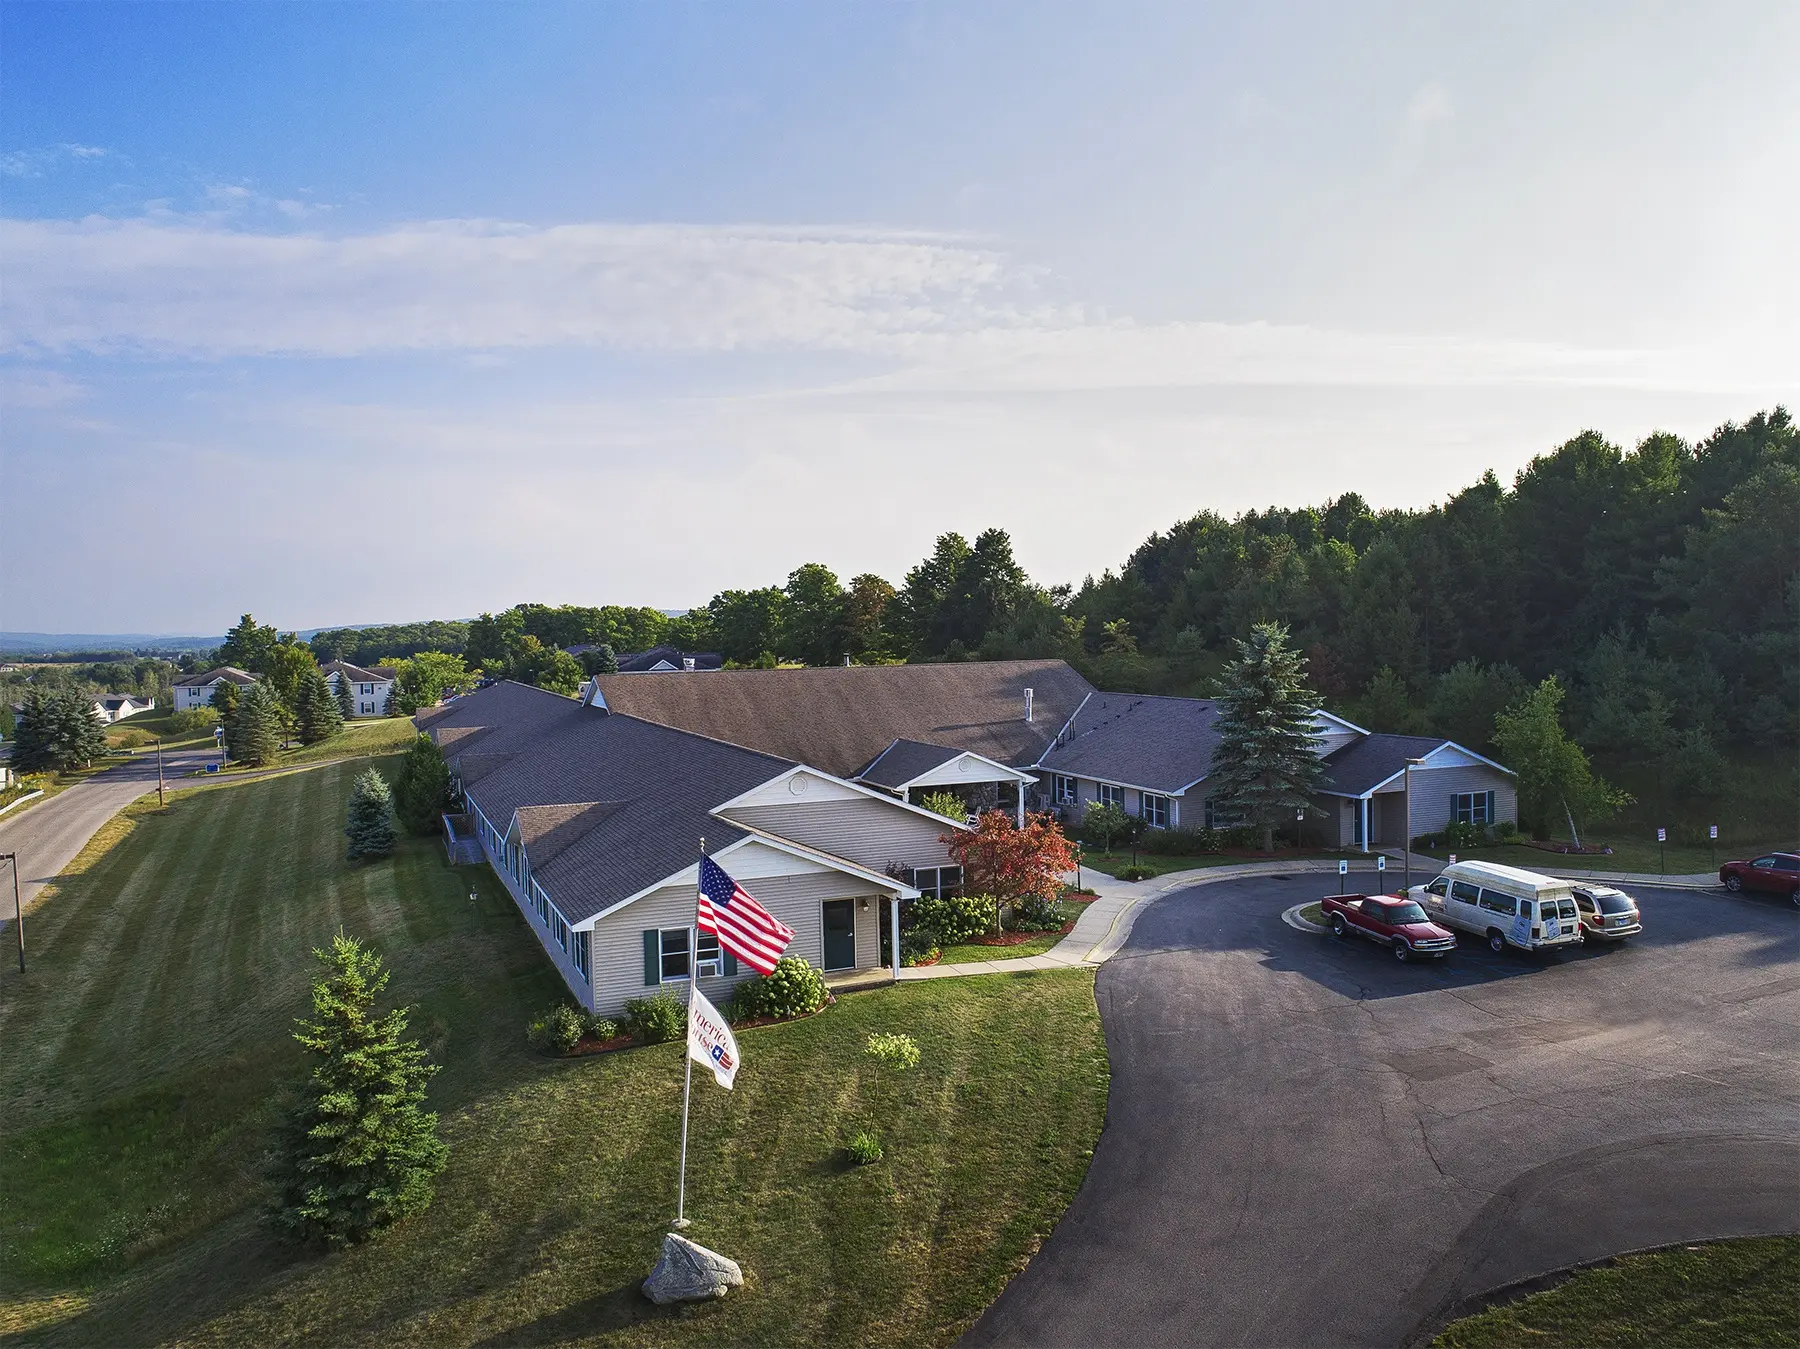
[[966, 875, 1800, 1349]]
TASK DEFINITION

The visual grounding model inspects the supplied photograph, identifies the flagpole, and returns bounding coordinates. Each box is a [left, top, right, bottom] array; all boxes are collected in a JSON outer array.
[[674, 836, 705, 1230]]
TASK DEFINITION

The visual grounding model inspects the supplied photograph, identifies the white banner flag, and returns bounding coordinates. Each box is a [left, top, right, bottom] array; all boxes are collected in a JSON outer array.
[[686, 986, 740, 1091]]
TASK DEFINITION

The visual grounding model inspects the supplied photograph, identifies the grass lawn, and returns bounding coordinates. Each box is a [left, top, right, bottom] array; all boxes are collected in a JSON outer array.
[[1297, 902, 1326, 927], [104, 709, 217, 753], [177, 715, 421, 778], [1080, 849, 1346, 881], [0, 760, 1109, 1347], [1433, 1237, 1800, 1348], [935, 898, 1094, 964], [1416, 836, 1794, 877]]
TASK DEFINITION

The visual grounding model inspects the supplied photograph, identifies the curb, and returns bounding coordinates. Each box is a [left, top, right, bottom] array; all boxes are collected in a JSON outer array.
[[1282, 903, 1328, 934]]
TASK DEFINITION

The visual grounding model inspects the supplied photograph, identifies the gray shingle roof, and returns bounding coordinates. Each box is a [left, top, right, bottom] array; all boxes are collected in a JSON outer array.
[[614, 645, 723, 673], [173, 666, 257, 688], [321, 660, 395, 683], [1316, 734, 1457, 796], [590, 659, 1094, 777], [856, 739, 963, 790], [1036, 692, 1224, 795], [425, 681, 795, 923]]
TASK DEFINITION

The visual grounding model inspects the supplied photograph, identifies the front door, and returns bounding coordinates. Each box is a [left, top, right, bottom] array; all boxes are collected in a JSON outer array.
[[822, 899, 856, 971]]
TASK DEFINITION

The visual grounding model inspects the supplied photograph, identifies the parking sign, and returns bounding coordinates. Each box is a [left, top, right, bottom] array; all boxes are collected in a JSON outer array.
[[1709, 825, 1718, 840], [1377, 855, 1386, 871], [1657, 828, 1667, 842]]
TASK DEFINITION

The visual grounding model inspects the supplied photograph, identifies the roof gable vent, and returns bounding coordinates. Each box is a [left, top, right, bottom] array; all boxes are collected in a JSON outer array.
[[1024, 687, 1034, 722]]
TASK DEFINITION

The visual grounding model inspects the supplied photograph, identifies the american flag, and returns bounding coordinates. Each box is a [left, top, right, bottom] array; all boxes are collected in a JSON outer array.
[[697, 855, 795, 975]]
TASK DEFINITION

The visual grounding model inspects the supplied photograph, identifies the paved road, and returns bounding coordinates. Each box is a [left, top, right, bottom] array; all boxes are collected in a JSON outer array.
[[966, 876, 1800, 1349], [0, 749, 215, 914]]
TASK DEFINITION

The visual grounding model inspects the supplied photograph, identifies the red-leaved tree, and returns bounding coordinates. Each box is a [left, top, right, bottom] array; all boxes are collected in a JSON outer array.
[[943, 810, 1079, 910]]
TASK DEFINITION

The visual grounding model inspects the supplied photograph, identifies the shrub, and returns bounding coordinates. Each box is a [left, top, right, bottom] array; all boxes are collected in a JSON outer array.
[[1493, 819, 1519, 841], [1443, 820, 1488, 850], [526, 1003, 586, 1055], [168, 707, 220, 735], [732, 956, 827, 1022], [846, 1130, 884, 1165], [917, 789, 968, 821], [624, 992, 687, 1044], [899, 927, 940, 966], [865, 1032, 921, 1070], [109, 727, 155, 749], [1010, 894, 1065, 932], [583, 1015, 622, 1043], [910, 894, 996, 945], [1117, 864, 1156, 881]]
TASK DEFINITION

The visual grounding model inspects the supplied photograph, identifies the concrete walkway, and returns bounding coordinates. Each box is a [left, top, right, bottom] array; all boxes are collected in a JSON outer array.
[[899, 854, 1721, 982]]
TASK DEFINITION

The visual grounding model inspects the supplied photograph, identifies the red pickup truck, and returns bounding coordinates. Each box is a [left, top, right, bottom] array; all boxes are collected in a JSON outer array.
[[1320, 894, 1459, 961]]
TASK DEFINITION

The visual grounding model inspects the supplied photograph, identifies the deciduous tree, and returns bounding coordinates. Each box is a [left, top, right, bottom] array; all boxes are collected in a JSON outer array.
[[943, 810, 1078, 910], [1493, 677, 1629, 844]]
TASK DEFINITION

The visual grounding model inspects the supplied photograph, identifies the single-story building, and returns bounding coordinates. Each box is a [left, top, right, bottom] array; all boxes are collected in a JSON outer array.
[[1314, 732, 1518, 850], [93, 694, 155, 724], [419, 681, 973, 1015], [171, 666, 258, 712], [321, 660, 397, 717]]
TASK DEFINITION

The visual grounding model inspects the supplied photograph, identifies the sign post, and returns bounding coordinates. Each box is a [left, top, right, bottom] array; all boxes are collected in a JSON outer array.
[[1709, 824, 1718, 872], [1338, 858, 1347, 895], [1376, 854, 1387, 894], [1657, 827, 1667, 876]]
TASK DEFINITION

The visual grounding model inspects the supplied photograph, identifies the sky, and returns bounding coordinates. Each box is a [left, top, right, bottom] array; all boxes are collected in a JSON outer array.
[[4, 2, 1797, 635]]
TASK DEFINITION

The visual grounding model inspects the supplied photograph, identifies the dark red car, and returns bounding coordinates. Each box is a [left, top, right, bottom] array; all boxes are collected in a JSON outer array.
[[1321, 893, 1459, 961], [1720, 852, 1800, 904]]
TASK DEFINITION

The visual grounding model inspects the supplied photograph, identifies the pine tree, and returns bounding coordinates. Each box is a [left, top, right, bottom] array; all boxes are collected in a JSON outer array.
[[10, 688, 53, 772], [228, 683, 283, 766], [210, 679, 241, 738], [1209, 622, 1324, 852], [390, 734, 451, 836], [271, 932, 448, 1247], [298, 669, 344, 745], [335, 672, 357, 720], [345, 768, 397, 860], [13, 690, 107, 772]]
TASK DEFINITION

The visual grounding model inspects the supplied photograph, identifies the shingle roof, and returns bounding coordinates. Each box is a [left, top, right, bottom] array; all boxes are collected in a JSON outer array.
[[589, 659, 1094, 776], [1036, 692, 1225, 794], [415, 680, 577, 759], [173, 666, 257, 688], [513, 801, 627, 869], [321, 660, 395, 683], [1317, 734, 1455, 796], [856, 739, 962, 790], [452, 705, 795, 925], [614, 646, 723, 673]]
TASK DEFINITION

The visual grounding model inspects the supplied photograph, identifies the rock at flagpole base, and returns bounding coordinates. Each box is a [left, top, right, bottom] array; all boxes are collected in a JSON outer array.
[[643, 1232, 744, 1305]]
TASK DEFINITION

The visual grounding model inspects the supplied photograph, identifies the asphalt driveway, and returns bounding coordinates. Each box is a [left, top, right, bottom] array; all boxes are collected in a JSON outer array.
[[965, 876, 1800, 1348]]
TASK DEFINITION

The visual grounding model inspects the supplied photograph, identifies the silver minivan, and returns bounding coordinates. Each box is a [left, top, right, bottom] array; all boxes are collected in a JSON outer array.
[[1412, 860, 1584, 955]]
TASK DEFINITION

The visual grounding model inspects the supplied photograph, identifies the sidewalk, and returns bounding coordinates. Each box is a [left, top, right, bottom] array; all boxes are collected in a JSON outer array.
[[897, 855, 1720, 982]]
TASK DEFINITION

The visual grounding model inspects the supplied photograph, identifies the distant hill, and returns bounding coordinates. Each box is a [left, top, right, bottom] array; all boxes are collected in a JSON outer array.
[[0, 632, 226, 656]]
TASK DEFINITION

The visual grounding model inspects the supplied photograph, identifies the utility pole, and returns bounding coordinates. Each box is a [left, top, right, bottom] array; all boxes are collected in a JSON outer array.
[[2, 852, 22, 974], [156, 737, 166, 807]]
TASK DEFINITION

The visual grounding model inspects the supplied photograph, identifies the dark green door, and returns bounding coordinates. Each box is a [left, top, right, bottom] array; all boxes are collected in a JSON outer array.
[[822, 899, 856, 971]]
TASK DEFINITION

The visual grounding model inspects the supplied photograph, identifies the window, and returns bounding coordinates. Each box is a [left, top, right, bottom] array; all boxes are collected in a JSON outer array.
[[696, 933, 721, 978], [659, 928, 691, 981], [1426, 877, 1448, 896], [1450, 880, 1482, 904], [1452, 791, 1496, 825], [571, 930, 591, 981], [1477, 888, 1516, 916], [1098, 782, 1125, 808], [1388, 902, 1429, 924], [1141, 793, 1170, 829], [1053, 774, 1078, 806], [1204, 797, 1246, 830], [549, 904, 570, 952], [910, 865, 963, 899]]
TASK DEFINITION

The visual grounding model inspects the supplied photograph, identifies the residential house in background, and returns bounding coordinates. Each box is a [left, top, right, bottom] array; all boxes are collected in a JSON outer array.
[[171, 666, 258, 712], [566, 644, 724, 673], [321, 660, 397, 717], [92, 694, 155, 724]]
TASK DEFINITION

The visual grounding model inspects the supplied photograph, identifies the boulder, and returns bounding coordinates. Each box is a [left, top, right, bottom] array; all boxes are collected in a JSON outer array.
[[642, 1232, 744, 1305]]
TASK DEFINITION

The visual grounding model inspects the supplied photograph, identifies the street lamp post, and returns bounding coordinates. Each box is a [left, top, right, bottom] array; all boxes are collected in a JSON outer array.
[[1402, 757, 1427, 900]]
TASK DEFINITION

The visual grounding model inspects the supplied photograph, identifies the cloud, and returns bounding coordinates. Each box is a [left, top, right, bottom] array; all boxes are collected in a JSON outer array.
[[0, 214, 1785, 394], [0, 143, 111, 177], [0, 368, 87, 408], [1406, 81, 1454, 125]]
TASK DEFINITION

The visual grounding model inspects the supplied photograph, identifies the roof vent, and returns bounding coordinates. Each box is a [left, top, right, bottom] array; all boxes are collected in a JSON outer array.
[[682, 657, 696, 672], [1024, 687, 1034, 722]]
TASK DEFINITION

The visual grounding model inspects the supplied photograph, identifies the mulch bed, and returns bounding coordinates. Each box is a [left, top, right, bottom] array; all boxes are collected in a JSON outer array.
[[1522, 841, 1615, 855], [969, 920, 1076, 947]]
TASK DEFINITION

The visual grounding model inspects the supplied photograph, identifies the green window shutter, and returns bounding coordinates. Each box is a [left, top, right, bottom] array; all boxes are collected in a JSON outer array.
[[723, 949, 738, 977], [642, 930, 660, 985]]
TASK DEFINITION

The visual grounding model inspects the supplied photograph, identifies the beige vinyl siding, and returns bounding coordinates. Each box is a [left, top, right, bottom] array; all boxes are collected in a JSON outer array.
[[1410, 764, 1516, 834], [587, 870, 886, 1017], [721, 798, 956, 874]]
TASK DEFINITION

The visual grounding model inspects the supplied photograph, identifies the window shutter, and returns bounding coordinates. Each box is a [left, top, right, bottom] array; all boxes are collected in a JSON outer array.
[[723, 949, 738, 977], [642, 930, 660, 985], [1449, 793, 1457, 824], [1486, 789, 1496, 823]]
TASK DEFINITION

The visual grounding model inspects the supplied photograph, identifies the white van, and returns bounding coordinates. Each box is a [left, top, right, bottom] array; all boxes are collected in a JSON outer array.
[[1410, 860, 1583, 955]]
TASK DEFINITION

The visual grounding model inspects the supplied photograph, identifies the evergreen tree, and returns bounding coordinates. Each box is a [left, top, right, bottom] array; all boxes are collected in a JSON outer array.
[[271, 932, 448, 1247], [229, 682, 283, 767], [390, 734, 451, 835], [10, 687, 53, 771], [210, 679, 241, 738], [298, 669, 344, 745], [1209, 623, 1324, 852], [12, 689, 107, 772], [345, 768, 397, 860], [335, 671, 357, 720]]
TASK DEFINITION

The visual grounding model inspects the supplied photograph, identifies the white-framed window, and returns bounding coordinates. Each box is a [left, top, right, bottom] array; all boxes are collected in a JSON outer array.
[[696, 932, 721, 978], [1053, 774, 1078, 806], [1452, 791, 1495, 825], [1097, 782, 1125, 808], [910, 865, 963, 899], [549, 904, 570, 952], [1141, 793, 1170, 829], [1205, 797, 1246, 830], [572, 929, 591, 981], [658, 928, 690, 981]]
